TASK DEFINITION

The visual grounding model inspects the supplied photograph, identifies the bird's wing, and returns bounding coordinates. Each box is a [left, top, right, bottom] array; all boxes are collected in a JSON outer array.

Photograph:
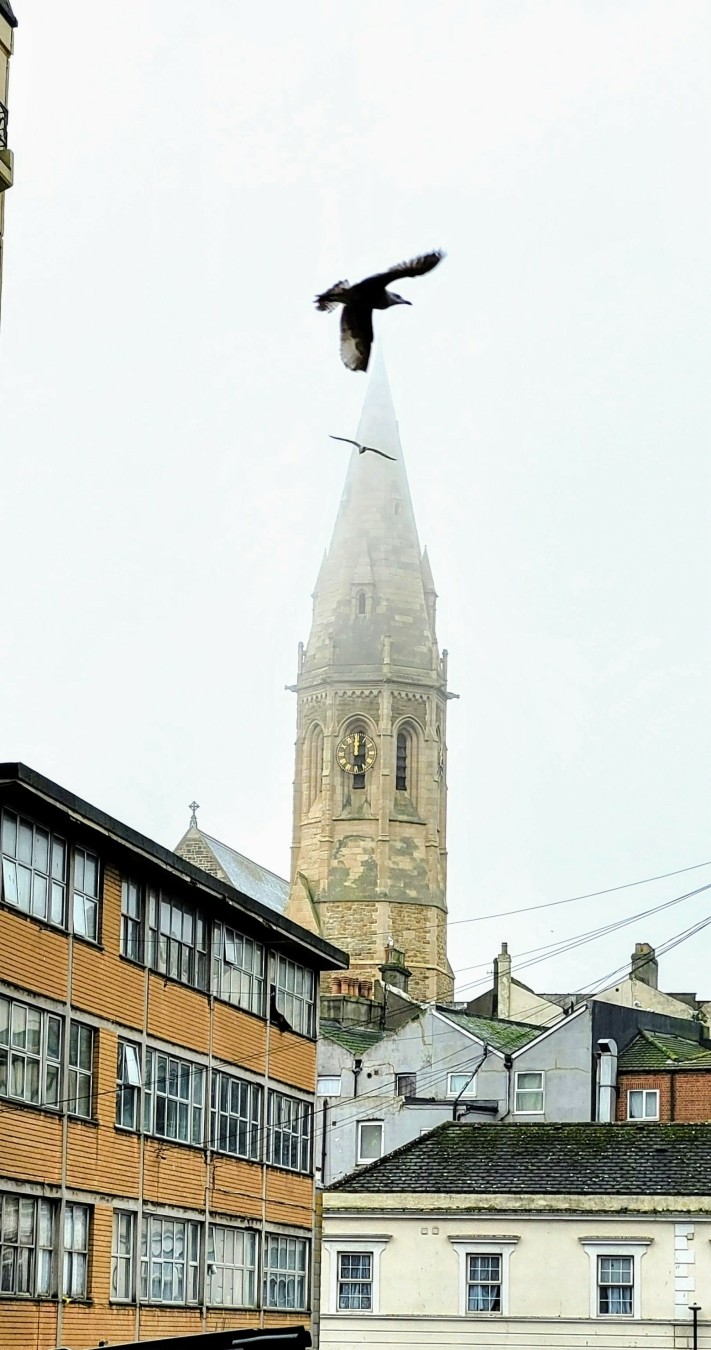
[[364, 446, 397, 461], [365, 249, 446, 289], [314, 281, 350, 312], [340, 305, 373, 372], [330, 435, 362, 449]]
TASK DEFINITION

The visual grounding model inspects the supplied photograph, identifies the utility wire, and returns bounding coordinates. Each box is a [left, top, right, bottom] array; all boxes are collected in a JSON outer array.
[[447, 859, 711, 926], [453, 882, 711, 996]]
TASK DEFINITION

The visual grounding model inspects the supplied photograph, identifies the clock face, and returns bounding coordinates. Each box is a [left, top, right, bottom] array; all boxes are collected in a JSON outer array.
[[337, 730, 377, 775]]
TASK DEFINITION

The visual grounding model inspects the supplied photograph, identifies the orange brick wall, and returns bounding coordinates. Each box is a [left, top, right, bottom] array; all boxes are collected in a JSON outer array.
[[617, 1071, 711, 1121]]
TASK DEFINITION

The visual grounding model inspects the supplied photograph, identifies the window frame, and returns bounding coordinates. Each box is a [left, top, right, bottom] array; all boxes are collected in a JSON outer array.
[[146, 886, 208, 991], [514, 1070, 545, 1115], [627, 1088, 660, 1121], [317, 1074, 342, 1097], [0, 994, 63, 1110], [449, 1238, 519, 1317], [272, 954, 316, 1038], [120, 877, 142, 962], [0, 808, 67, 929], [144, 1048, 205, 1147], [213, 920, 266, 1017], [72, 846, 101, 943], [67, 1021, 95, 1119], [62, 1202, 90, 1299], [268, 1090, 312, 1173], [580, 1240, 650, 1320], [356, 1119, 383, 1165], [116, 1040, 142, 1131], [324, 1237, 390, 1316], [262, 1233, 310, 1312], [111, 1209, 136, 1303], [395, 1071, 417, 1098], [206, 1223, 258, 1308], [211, 1069, 262, 1161], [447, 1071, 477, 1098], [0, 1192, 56, 1298], [337, 1250, 373, 1311], [140, 1213, 201, 1306]]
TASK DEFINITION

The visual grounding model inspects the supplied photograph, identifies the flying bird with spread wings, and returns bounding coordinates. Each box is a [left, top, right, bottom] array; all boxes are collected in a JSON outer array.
[[329, 435, 396, 462], [314, 249, 445, 372]]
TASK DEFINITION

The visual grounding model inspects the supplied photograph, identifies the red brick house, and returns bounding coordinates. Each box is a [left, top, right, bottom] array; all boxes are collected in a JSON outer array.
[[616, 1029, 711, 1122]]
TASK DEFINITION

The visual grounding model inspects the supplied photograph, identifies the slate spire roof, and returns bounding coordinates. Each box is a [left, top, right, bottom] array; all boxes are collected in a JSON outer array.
[[328, 1121, 711, 1195], [303, 351, 439, 680]]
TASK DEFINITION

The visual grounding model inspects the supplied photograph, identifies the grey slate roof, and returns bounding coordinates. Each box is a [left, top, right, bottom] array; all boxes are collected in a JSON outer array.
[[328, 1121, 711, 1195], [0, 1, 17, 28], [200, 832, 289, 914]]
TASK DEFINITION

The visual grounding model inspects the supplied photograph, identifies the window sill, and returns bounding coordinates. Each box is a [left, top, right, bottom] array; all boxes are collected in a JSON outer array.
[[72, 931, 104, 952], [115, 1125, 206, 1152], [0, 899, 68, 937], [0, 1096, 64, 1121]]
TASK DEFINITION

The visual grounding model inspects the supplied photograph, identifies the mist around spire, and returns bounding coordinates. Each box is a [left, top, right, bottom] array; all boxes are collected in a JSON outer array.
[[303, 349, 440, 677]]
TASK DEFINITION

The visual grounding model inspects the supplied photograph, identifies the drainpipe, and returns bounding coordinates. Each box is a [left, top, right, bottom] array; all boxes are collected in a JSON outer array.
[[452, 1046, 489, 1121], [353, 1057, 363, 1098], [497, 1054, 514, 1122], [691, 1303, 701, 1350], [320, 1099, 329, 1183]]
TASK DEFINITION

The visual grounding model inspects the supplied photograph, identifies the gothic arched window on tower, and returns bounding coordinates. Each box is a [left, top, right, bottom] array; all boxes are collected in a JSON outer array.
[[306, 724, 324, 808], [395, 732, 408, 791], [357, 590, 366, 615]]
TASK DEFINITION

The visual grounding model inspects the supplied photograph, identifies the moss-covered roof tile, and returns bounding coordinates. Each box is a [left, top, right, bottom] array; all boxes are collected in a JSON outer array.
[[328, 1121, 711, 1196], [437, 1007, 541, 1052], [320, 1020, 386, 1055], [620, 1030, 711, 1071]]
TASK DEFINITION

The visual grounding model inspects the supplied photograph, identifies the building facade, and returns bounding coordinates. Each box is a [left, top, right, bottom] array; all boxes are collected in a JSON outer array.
[[0, 763, 346, 1349], [321, 1121, 711, 1348], [315, 979, 711, 1183], [0, 0, 16, 325], [286, 357, 454, 1003], [616, 1030, 711, 1123]]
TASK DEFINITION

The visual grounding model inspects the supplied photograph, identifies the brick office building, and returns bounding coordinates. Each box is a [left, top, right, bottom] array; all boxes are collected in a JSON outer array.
[[0, 763, 346, 1349]]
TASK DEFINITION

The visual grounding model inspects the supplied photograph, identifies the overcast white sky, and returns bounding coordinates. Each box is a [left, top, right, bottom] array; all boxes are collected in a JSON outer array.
[[1, 0, 709, 1003]]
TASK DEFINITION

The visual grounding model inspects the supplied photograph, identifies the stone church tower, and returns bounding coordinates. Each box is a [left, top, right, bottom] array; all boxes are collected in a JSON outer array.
[[286, 357, 454, 1002]]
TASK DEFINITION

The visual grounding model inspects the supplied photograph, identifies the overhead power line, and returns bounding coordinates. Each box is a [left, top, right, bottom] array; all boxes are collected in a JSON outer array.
[[447, 859, 711, 926]]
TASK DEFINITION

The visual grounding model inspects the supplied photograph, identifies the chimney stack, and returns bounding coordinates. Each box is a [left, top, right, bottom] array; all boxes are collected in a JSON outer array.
[[631, 941, 658, 989]]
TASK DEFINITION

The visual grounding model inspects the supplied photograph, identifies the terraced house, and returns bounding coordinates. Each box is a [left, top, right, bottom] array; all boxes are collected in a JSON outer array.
[[321, 1121, 711, 1348], [0, 763, 346, 1349]]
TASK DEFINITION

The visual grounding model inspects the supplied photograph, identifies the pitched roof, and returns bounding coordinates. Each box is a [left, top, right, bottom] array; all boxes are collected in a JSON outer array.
[[620, 1029, 711, 1071], [174, 824, 288, 914], [320, 1020, 386, 1056], [328, 1121, 711, 1195], [200, 832, 289, 914], [0, 1, 17, 28], [436, 1006, 541, 1053], [0, 763, 345, 971]]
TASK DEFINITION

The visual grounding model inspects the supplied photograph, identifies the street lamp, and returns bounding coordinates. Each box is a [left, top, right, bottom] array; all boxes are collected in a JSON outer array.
[[690, 1303, 701, 1350]]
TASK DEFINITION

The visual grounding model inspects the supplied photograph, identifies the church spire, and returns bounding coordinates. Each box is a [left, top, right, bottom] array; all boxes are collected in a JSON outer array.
[[287, 354, 453, 1003], [305, 352, 438, 679]]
